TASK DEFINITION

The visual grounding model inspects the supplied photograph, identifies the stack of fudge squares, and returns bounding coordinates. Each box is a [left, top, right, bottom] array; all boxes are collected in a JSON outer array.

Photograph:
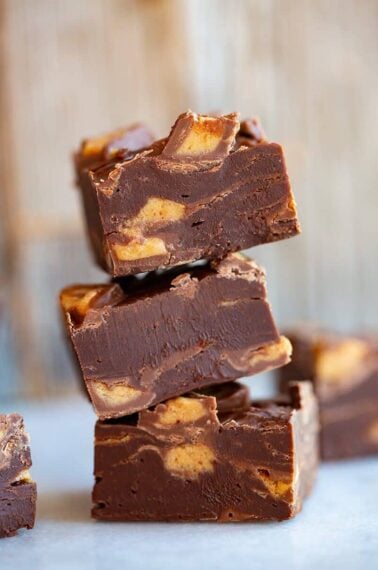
[[59, 111, 320, 522]]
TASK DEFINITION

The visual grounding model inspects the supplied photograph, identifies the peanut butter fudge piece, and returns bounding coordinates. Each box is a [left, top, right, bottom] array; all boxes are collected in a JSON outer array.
[[92, 381, 318, 522], [278, 326, 378, 460], [60, 253, 292, 419], [75, 111, 300, 277], [0, 414, 36, 538]]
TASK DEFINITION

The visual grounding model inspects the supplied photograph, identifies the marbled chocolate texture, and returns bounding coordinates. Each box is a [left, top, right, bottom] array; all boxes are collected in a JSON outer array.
[[60, 253, 292, 419], [75, 111, 300, 277], [92, 381, 319, 522], [279, 326, 378, 460], [0, 414, 36, 538]]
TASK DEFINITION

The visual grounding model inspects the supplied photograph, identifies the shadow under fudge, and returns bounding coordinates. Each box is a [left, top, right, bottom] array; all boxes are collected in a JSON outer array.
[[74, 112, 300, 277], [278, 326, 378, 460], [38, 490, 90, 524], [60, 253, 292, 420], [92, 381, 319, 522]]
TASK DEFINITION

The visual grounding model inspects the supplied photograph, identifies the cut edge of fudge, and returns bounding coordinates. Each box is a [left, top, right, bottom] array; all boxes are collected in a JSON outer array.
[[74, 110, 300, 277], [92, 380, 318, 522], [0, 413, 37, 538], [59, 253, 292, 419], [60, 253, 267, 327], [74, 111, 266, 172]]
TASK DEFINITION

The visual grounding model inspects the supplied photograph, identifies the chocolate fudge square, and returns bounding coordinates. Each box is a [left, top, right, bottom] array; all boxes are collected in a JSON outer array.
[[279, 326, 378, 460], [93, 381, 318, 522], [60, 253, 292, 419], [0, 414, 36, 538], [75, 111, 300, 277]]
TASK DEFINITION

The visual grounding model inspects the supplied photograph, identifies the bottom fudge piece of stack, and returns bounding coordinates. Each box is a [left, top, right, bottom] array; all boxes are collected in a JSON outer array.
[[279, 326, 378, 460], [93, 381, 318, 522], [0, 414, 36, 538], [60, 254, 320, 521]]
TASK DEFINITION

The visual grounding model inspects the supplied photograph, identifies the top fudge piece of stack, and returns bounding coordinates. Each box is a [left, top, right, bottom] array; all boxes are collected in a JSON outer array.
[[74, 111, 300, 277]]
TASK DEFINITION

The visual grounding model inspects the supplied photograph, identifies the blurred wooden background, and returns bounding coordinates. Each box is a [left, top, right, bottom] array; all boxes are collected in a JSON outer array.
[[1, 0, 377, 399]]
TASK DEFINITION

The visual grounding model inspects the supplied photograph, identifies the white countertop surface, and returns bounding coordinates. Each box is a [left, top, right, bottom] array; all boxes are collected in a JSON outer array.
[[0, 396, 377, 570]]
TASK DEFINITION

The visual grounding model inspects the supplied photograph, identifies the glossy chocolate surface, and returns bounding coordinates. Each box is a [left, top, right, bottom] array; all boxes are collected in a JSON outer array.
[[60, 253, 291, 419], [93, 381, 318, 522], [75, 111, 300, 277]]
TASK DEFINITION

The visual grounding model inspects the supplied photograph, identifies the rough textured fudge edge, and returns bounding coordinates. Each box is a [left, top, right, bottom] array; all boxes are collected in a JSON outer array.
[[289, 382, 319, 511], [74, 123, 155, 271], [0, 414, 37, 538]]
